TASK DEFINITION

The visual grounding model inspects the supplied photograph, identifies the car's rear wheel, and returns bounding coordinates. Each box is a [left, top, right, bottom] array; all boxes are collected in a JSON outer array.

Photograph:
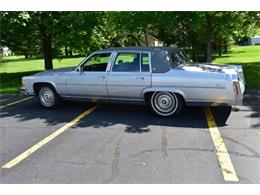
[[149, 92, 184, 116], [37, 85, 61, 108]]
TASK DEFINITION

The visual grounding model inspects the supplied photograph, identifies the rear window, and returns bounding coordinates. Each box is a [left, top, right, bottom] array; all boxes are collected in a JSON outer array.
[[170, 50, 189, 67]]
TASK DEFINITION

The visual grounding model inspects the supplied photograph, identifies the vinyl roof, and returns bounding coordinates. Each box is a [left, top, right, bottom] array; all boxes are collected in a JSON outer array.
[[94, 46, 182, 73]]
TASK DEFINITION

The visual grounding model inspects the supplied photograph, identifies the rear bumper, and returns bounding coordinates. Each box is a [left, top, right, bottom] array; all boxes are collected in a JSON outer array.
[[186, 94, 244, 106], [233, 94, 244, 105]]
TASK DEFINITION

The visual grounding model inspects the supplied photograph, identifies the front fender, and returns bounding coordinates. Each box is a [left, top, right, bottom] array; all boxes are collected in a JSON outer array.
[[31, 75, 63, 92]]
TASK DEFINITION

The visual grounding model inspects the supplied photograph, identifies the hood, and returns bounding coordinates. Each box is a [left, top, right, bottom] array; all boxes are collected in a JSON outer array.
[[34, 67, 75, 76], [177, 63, 237, 74]]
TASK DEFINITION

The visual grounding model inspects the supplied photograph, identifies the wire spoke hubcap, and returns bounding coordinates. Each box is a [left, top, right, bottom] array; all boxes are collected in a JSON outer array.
[[39, 87, 55, 107]]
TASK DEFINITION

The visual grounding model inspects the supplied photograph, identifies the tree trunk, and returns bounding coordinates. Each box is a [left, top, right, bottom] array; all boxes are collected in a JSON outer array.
[[65, 46, 69, 56], [190, 35, 197, 62], [144, 31, 149, 46], [42, 36, 53, 70], [206, 36, 212, 62], [224, 40, 228, 53], [24, 52, 28, 59], [205, 13, 213, 63], [218, 41, 222, 57]]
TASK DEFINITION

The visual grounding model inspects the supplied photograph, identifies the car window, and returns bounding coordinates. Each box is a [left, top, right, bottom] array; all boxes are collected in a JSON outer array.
[[82, 53, 111, 72], [170, 50, 188, 67], [141, 53, 150, 72], [112, 53, 140, 72]]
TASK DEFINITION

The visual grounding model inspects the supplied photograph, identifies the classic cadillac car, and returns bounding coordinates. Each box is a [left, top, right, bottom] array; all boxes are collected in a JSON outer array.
[[21, 47, 245, 116]]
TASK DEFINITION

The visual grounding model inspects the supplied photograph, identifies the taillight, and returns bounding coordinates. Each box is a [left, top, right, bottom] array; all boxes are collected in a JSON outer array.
[[233, 82, 239, 96]]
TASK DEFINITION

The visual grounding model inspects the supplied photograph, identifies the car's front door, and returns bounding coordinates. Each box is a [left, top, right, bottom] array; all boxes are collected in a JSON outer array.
[[107, 52, 152, 100], [66, 52, 111, 98]]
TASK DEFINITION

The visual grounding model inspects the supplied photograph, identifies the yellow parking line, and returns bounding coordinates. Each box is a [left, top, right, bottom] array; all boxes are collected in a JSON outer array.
[[0, 96, 34, 109], [204, 107, 239, 182], [2, 103, 100, 169]]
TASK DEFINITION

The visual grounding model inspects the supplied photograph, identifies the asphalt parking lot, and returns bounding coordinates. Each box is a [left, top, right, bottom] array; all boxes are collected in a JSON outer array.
[[0, 89, 259, 183]]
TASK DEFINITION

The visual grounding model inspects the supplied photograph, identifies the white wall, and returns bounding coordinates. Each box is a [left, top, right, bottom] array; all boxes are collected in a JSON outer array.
[[250, 36, 260, 45], [1, 47, 11, 56]]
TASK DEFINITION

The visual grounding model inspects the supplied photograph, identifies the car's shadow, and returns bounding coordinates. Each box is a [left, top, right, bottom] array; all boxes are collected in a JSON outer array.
[[74, 103, 232, 133], [0, 97, 232, 134], [242, 88, 260, 129]]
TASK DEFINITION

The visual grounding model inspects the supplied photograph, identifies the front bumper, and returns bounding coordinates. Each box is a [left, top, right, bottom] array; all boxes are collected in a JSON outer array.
[[20, 87, 29, 95]]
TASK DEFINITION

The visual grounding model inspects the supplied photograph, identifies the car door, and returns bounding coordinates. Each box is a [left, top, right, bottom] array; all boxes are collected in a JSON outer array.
[[106, 52, 152, 100], [65, 52, 112, 98]]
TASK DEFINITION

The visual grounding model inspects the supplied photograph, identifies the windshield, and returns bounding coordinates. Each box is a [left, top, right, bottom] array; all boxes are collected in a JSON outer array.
[[170, 50, 189, 67]]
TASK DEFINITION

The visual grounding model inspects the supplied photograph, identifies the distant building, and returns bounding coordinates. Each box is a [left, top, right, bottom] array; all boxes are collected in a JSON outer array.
[[140, 35, 164, 46], [1, 47, 12, 56], [249, 35, 260, 45]]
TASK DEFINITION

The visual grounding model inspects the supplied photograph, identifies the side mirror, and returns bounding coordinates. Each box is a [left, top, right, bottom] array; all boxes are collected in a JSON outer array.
[[78, 66, 84, 72]]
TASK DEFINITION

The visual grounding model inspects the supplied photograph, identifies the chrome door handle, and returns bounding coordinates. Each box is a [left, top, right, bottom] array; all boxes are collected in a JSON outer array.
[[136, 76, 145, 80]]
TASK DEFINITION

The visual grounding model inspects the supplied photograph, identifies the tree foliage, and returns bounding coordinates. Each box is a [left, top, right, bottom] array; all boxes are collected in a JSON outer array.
[[1, 11, 99, 69], [1, 11, 259, 69]]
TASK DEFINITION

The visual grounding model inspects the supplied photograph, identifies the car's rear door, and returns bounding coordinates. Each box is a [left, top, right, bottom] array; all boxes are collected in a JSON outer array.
[[106, 51, 152, 100], [65, 52, 112, 98]]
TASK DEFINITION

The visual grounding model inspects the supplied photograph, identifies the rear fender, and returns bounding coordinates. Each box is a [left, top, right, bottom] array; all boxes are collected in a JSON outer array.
[[228, 64, 245, 95], [141, 87, 187, 101]]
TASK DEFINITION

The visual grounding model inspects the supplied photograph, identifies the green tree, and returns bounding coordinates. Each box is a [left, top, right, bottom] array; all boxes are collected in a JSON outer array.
[[54, 12, 100, 56], [1, 11, 259, 68], [0, 12, 41, 58], [154, 12, 260, 62], [1, 12, 99, 70]]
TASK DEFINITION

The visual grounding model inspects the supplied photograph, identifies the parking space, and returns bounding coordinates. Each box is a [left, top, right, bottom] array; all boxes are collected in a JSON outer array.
[[0, 98, 94, 165], [212, 89, 260, 183], [0, 89, 259, 183], [0, 95, 32, 108]]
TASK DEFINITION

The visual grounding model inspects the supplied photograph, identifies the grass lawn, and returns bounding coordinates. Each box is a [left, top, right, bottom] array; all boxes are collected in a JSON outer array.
[[0, 45, 259, 94], [0, 56, 84, 94], [213, 45, 260, 88]]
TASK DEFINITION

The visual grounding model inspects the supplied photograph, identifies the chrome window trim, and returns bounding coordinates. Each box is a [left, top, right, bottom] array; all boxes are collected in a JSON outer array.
[[141, 52, 151, 73], [75, 51, 113, 72], [139, 52, 142, 73], [109, 50, 151, 73], [107, 51, 118, 72]]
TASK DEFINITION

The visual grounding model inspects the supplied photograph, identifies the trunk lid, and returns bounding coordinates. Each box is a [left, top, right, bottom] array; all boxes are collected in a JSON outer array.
[[180, 63, 245, 94]]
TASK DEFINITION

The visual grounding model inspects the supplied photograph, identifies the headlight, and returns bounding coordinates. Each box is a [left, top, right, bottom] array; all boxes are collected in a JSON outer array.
[[22, 78, 25, 87]]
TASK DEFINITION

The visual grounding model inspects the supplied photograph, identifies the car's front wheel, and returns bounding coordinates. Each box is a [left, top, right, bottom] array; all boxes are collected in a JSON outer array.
[[149, 92, 184, 116], [37, 85, 61, 108]]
